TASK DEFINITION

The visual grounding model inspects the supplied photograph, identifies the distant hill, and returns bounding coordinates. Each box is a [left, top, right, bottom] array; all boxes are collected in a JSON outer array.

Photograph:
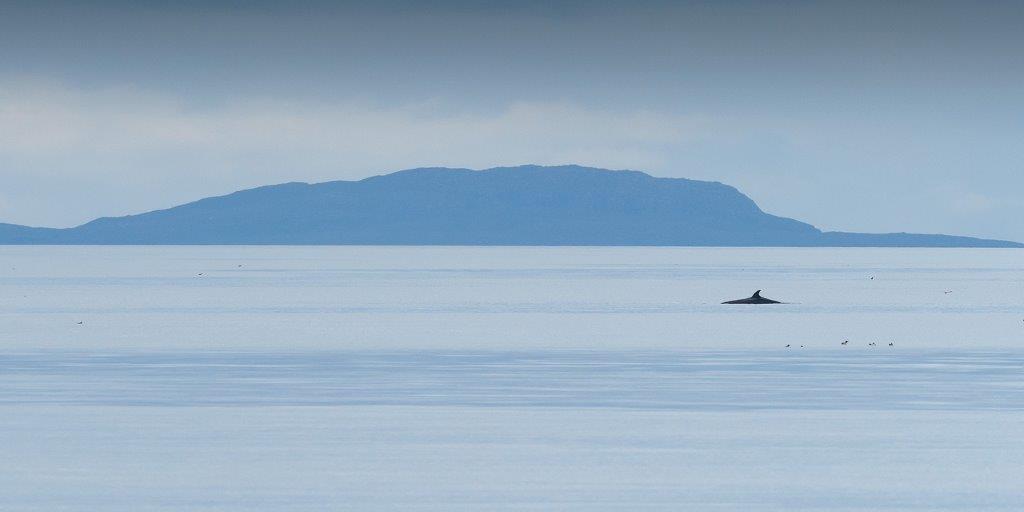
[[1, 165, 1020, 247]]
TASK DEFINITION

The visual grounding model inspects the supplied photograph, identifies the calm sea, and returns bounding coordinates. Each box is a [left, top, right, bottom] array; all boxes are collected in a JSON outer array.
[[1, 247, 1022, 510]]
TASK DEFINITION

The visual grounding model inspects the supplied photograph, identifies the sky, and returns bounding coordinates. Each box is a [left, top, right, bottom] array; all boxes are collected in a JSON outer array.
[[1, 0, 1022, 241]]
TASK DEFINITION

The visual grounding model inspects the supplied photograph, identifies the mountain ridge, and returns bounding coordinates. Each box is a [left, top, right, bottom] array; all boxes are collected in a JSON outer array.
[[1, 165, 1020, 247]]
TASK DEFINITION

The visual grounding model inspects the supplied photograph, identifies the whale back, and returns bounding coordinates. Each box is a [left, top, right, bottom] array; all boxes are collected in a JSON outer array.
[[722, 289, 781, 304]]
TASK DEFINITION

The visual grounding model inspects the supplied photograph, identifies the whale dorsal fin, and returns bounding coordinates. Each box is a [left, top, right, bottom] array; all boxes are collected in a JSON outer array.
[[752, 290, 762, 298]]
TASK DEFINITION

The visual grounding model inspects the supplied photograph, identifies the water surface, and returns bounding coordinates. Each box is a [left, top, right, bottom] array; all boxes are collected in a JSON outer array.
[[1, 247, 1022, 510]]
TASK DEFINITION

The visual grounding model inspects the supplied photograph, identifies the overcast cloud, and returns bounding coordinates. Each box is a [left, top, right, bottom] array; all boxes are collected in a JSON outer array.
[[1, 1, 1022, 240]]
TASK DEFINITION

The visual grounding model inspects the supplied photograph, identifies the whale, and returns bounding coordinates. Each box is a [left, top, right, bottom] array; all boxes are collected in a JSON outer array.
[[722, 290, 782, 304]]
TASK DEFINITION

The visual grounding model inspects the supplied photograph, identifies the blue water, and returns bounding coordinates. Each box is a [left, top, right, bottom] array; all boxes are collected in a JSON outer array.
[[2, 247, 1023, 510], [3, 350, 1023, 411]]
